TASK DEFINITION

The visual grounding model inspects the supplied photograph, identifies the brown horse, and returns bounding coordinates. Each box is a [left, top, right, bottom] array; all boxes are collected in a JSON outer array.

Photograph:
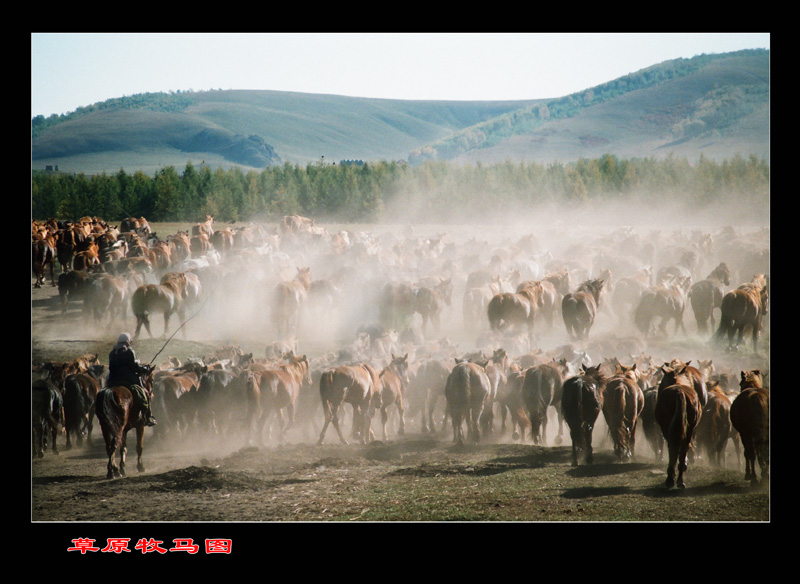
[[317, 362, 382, 445], [562, 279, 605, 341], [273, 267, 312, 339], [131, 274, 187, 339], [714, 275, 769, 354], [695, 381, 732, 467], [487, 281, 544, 338], [655, 366, 703, 489], [63, 366, 104, 449], [633, 276, 691, 338], [520, 359, 569, 445], [445, 361, 491, 445], [561, 364, 607, 466], [409, 358, 450, 434], [689, 262, 731, 335], [660, 359, 708, 408], [32, 379, 64, 458], [95, 367, 154, 479], [246, 352, 312, 444], [413, 279, 452, 336], [601, 364, 645, 460], [378, 354, 409, 440], [192, 214, 215, 238], [378, 281, 416, 330], [730, 370, 769, 486], [32, 238, 57, 288]]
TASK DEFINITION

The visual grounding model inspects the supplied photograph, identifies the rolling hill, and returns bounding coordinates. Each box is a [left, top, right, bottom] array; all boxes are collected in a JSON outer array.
[[31, 49, 769, 175]]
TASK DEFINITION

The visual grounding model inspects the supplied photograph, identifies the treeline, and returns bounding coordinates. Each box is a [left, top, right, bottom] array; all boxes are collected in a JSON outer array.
[[31, 154, 769, 225]]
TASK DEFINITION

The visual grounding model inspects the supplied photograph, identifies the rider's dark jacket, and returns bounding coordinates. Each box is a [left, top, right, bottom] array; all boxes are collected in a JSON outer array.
[[106, 346, 149, 388]]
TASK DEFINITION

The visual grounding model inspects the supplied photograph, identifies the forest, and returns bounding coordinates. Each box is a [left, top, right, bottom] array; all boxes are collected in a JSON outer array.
[[31, 154, 770, 225]]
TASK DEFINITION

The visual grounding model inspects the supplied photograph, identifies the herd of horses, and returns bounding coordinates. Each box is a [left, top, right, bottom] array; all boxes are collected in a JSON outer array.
[[33, 213, 769, 490]]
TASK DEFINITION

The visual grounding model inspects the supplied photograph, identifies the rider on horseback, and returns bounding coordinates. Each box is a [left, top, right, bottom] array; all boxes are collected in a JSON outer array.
[[107, 332, 157, 426]]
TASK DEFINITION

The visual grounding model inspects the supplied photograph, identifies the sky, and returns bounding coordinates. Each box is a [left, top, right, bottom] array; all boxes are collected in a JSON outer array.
[[31, 33, 770, 118]]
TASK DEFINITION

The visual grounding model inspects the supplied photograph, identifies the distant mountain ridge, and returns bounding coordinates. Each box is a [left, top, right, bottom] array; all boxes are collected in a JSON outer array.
[[31, 49, 769, 175]]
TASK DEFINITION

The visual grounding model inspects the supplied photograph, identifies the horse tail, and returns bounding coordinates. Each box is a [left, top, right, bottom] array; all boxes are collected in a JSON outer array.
[[607, 384, 628, 454], [667, 388, 689, 447], [95, 388, 123, 447]]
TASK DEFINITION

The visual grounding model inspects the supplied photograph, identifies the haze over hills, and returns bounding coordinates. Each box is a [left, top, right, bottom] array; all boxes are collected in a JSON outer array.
[[31, 49, 769, 175]]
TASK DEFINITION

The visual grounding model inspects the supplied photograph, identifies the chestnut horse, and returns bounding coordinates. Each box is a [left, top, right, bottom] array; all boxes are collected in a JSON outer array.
[[131, 273, 187, 339], [317, 362, 382, 445], [561, 364, 607, 466], [695, 381, 732, 467], [63, 366, 104, 449], [520, 359, 569, 445], [633, 276, 691, 338], [655, 366, 702, 489], [378, 354, 409, 440], [487, 280, 544, 338], [714, 275, 769, 354], [562, 279, 605, 341], [95, 367, 154, 479], [445, 360, 491, 445], [730, 370, 769, 486], [413, 279, 452, 336], [273, 267, 312, 339], [246, 352, 312, 444], [601, 364, 645, 460]]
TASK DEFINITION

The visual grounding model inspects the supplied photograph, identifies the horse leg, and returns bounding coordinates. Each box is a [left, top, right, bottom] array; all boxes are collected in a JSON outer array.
[[119, 431, 128, 477], [585, 427, 595, 464], [397, 401, 406, 436], [665, 441, 678, 488], [381, 406, 389, 441], [135, 425, 145, 473]]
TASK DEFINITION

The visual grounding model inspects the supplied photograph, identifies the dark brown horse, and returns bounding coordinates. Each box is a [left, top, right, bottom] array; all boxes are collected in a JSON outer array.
[[601, 364, 645, 460], [562, 279, 605, 341], [640, 386, 663, 461], [730, 370, 769, 486], [688, 262, 731, 335], [695, 381, 732, 467], [655, 366, 703, 489], [520, 359, 568, 445], [247, 352, 312, 444], [32, 379, 64, 458], [445, 361, 491, 445], [95, 367, 154, 479], [32, 238, 57, 288], [487, 281, 544, 338], [714, 274, 769, 354], [317, 362, 382, 445], [63, 366, 104, 449], [273, 267, 312, 339], [378, 354, 409, 440], [561, 364, 607, 466], [409, 358, 450, 434]]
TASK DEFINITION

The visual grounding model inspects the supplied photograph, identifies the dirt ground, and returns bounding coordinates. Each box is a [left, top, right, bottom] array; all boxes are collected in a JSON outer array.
[[31, 259, 770, 530]]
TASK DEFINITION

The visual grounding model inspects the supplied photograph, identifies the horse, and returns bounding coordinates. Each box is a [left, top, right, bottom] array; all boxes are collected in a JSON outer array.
[[695, 381, 732, 467], [487, 281, 544, 338], [378, 354, 409, 440], [409, 358, 450, 434], [273, 267, 312, 339], [660, 359, 708, 408], [192, 214, 215, 238], [413, 279, 452, 336], [601, 364, 645, 460], [633, 276, 691, 338], [317, 362, 382, 445], [63, 366, 104, 449], [688, 263, 731, 335], [246, 352, 312, 444], [520, 359, 569, 445], [497, 369, 530, 441], [640, 386, 663, 461], [479, 348, 509, 435], [445, 360, 491, 446], [131, 274, 186, 339], [655, 366, 703, 489], [561, 364, 607, 466], [32, 379, 64, 458], [94, 367, 154, 479], [610, 266, 654, 324], [713, 275, 769, 354], [379, 281, 416, 331], [730, 370, 769, 486], [562, 279, 605, 341], [32, 238, 57, 288]]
